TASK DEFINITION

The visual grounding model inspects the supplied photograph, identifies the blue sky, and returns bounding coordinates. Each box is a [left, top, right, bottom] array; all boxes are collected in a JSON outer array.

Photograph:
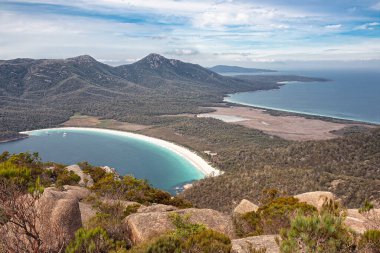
[[0, 0, 379, 67]]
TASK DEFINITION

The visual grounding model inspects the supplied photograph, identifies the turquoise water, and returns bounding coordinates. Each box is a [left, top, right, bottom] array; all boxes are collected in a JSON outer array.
[[225, 69, 380, 124], [0, 128, 204, 193]]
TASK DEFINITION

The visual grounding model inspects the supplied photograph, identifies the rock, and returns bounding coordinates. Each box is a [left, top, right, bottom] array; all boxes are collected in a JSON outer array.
[[79, 202, 97, 225], [124, 208, 236, 245], [63, 185, 91, 200], [233, 199, 259, 215], [345, 209, 380, 233], [138, 204, 178, 213], [100, 198, 141, 209], [231, 235, 280, 253], [37, 187, 82, 250], [101, 166, 121, 180], [294, 191, 337, 210], [66, 164, 94, 187]]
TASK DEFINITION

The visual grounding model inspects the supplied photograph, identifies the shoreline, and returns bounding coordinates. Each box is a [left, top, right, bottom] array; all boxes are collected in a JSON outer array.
[[20, 127, 222, 178], [0, 135, 29, 144], [224, 96, 379, 126]]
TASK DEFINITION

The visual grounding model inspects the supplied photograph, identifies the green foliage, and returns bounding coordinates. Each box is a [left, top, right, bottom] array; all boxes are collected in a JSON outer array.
[[79, 162, 108, 183], [146, 236, 181, 253], [235, 195, 317, 237], [130, 214, 231, 253], [56, 169, 81, 187], [27, 176, 45, 195], [91, 174, 192, 208], [358, 230, 380, 252], [279, 213, 355, 253], [359, 200, 374, 214], [0, 161, 32, 185], [86, 201, 139, 242], [182, 127, 380, 212], [65, 227, 124, 253], [123, 204, 141, 217]]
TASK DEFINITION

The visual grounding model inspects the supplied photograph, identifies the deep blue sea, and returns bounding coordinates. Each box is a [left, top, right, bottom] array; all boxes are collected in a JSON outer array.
[[225, 69, 380, 124], [0, 128, 204, 193]]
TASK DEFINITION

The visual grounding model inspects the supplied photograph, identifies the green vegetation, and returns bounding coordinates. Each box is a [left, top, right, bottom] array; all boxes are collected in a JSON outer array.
[[86, 201, 140, 242], [279, 212, 355, 253], [90, 173, 192, 208], [234, 190, 317, 237], [358, 230, 380, 252], [129, 214, 231, 253], [65, 227, 124, 253]]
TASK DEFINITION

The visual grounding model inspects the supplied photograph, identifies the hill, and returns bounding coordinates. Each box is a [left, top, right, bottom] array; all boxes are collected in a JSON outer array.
[[209, 65, 276, 74], [0, 54, 288, 132]]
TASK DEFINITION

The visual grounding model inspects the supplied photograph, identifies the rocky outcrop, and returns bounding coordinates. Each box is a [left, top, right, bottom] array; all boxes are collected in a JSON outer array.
[[294, 191, 337, 210], [37, 187, 82, 250], [79, 202, 97, 225], [231, 235, 280, 253], [66, 164, 94, 187], [233, 199, 259, 215], [124, 208, 236, 245], [345, 209, 380, 233], [63, 185, 91, 200], [138, 204, 178, 213], [100, 198, 141, 208]]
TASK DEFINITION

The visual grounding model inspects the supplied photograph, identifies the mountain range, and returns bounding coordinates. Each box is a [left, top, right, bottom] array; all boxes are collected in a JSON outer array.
[[0, 53, 300, 132]]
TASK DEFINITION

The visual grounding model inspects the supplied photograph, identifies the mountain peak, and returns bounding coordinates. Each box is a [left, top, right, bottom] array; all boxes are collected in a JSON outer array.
[[138, 53, 177, 69], [67, 55, 97, 64]]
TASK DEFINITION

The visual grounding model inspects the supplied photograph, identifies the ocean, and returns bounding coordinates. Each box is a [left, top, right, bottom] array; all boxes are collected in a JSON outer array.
[[0, 128, 204, 193], [225, 69, 380, 124]]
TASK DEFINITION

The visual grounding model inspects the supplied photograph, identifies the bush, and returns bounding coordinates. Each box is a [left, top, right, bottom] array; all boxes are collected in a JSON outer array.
[[65, 227, 124, 253], [358, 229, 380, 253], [235, 196, 317, 237], [86, 201, 140, 242], [79, 162, 108, 183], [91, 174, 192, 208], [56, 170, 81, 187], [130, 214, 231, 253], [279, 213, 355, 253]]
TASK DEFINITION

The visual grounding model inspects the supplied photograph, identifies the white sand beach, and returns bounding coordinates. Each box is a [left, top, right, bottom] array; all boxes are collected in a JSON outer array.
[[21, 127, 221, 177]]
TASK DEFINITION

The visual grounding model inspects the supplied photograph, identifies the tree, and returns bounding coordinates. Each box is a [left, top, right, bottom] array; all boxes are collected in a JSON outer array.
[[0, 179, 43, 252]]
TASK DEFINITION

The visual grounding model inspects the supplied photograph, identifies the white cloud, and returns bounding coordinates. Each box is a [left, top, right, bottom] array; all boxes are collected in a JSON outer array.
[[325, 24, 342, 30], [355, 22, 380, 30]]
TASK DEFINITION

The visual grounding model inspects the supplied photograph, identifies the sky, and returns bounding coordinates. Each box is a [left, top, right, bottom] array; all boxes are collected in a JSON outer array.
[[1, 0, 380, 68]]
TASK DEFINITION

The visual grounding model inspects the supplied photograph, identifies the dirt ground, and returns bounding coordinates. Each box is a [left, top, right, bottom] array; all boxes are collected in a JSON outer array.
[[198, 106, 372, 141], [62, 115, 151, 132]]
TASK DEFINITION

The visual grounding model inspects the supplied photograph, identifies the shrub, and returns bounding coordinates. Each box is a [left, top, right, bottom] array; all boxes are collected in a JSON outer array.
[[79, 162, 108, 183], [235, 196, 317, 236], [130, 214, 231, 253], [65, 227, 123, 253], [56, 170, 81, 187], [181, 228, 231, 253], [358, 229, 380, 253], [91, 174, 192, 208], [86, 201, 139, 242], [279, 213, 355, 253]]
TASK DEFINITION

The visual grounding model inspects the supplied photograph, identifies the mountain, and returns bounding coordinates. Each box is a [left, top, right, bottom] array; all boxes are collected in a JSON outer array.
[[209, 65, 276, 74], [0, 53, 278, 131]]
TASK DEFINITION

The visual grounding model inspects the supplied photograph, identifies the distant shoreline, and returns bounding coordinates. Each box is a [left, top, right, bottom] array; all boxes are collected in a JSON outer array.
[[20, 127, 222, 178], [0, 135, 29, 144], [224, 93, 379, 126]]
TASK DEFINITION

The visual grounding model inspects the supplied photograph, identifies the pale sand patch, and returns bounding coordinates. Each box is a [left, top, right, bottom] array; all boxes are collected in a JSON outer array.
[[62, 115, 150, 131], [199, 106, 372, 141], [21, 127, 221, 177]]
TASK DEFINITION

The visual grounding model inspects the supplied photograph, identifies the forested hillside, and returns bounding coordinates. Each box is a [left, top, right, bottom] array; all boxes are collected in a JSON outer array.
[[1, 54, 379, 213]]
